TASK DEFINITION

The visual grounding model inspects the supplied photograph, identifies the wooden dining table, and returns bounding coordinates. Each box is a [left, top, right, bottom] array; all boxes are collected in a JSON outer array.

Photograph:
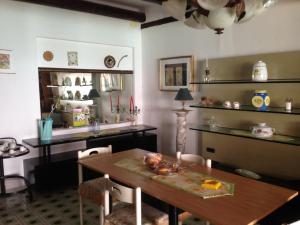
[[78, 149, 298, 225]]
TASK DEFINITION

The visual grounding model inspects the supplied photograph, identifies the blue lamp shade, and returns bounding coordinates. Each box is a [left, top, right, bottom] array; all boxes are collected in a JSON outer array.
[[88, 89, 100, 99], [175, 88, 193, 101]]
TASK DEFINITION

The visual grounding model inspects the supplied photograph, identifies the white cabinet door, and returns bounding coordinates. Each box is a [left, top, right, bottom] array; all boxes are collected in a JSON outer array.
[[37, 38, 133, 71]]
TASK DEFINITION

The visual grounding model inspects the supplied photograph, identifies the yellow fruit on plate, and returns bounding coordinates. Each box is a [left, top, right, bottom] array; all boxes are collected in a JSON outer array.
[[252, 96, 264, 108], [201, 179, 222, 190]]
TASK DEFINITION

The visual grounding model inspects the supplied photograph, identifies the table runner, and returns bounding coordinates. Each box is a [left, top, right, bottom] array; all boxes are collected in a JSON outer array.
[[115, 158, 234, 199]]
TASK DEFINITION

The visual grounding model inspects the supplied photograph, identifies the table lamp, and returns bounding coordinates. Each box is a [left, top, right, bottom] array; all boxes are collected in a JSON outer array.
[[175, 88, 193, 109], [88, 89, 100, 99], [174, 88, 193, 154]]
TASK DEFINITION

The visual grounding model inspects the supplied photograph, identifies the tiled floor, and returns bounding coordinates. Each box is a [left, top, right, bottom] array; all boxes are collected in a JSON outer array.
[[0, 187, 208, 225], [0, 188, 100, 225]]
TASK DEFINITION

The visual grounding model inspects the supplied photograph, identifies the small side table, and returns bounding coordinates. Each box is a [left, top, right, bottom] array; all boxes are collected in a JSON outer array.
[[0, 143, 33, 201]]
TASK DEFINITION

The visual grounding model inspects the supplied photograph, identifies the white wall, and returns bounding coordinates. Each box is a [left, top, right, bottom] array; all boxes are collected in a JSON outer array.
[[0, 0, 142, 175], [142, 2, 300, 158]]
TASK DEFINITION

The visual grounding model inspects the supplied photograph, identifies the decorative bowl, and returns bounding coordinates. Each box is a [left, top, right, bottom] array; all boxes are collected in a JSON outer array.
[[251, 123, 275, 138]]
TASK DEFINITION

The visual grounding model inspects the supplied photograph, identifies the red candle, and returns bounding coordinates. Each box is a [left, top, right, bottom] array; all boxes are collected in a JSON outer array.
[[130, 96, 134, 112], [110, 95, 112, 111], [117, 96, 120, 108]]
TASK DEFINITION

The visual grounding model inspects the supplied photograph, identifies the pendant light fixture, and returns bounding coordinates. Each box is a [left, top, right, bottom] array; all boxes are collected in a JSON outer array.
[[161, 0, 279, 34]]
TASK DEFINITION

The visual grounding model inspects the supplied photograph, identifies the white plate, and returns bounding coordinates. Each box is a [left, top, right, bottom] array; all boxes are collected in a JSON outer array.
[[235, 169, 261, 180]]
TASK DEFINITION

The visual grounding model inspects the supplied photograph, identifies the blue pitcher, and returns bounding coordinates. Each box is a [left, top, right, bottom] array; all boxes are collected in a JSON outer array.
[[39, 118, 53, 141]]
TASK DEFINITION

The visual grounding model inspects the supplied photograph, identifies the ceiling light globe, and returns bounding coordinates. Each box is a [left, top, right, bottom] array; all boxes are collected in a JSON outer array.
[[204, 7, 236, 31]]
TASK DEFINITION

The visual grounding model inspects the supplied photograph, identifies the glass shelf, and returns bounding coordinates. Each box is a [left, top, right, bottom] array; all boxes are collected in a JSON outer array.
[[190, 79, 300, 85], [47, 84, 93, 88], [190, 125, 300, 146], [190, 104, 300, 115], [59, 99, 93, 102]]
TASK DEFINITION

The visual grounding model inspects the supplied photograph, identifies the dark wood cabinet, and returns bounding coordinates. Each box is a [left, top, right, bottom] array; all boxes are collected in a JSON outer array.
[[25, 132, 157, 189]]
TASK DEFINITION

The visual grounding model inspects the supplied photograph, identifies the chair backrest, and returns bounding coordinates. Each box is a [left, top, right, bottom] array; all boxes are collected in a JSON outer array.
[[78, 145, 112, 185], [78, 145, 112, 159], [104, 174, 142, 225], [177, 152, 212, 168]]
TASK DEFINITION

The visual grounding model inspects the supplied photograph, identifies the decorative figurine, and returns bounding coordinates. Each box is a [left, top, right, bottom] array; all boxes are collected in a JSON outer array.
[[82, 77, 87, 86], [75, 77, 81, 86], [67, 90, 73, 100], [75, 90, 81, 100]]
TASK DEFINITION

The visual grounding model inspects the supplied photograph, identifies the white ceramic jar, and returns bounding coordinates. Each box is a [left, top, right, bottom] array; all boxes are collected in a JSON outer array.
[[252, 61, 268, 81]]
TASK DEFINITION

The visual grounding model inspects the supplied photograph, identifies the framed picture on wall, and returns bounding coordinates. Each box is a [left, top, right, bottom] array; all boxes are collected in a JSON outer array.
[[159, 55, 194, 91], [100, 74, 123, 92], [0, 49, 15, 74]]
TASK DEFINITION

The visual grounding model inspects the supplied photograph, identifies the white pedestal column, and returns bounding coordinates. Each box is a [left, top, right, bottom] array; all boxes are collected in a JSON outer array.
[[173, 109, 191, 154]]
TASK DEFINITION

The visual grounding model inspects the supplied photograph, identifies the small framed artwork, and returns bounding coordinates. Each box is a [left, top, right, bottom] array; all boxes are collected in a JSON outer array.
[[67, 51, 78, 66], [159, 55, 194, 91], [0, 49, 15, 74], [100, 74, 123, 92]]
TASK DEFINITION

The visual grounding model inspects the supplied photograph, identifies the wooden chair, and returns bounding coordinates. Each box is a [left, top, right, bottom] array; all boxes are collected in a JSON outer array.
[[103, 174, 169, 225], [78, 146, 112, 225], [176, 152, 211, 225]]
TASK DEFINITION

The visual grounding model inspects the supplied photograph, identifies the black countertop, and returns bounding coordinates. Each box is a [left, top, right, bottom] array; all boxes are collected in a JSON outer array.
[[23, 125, 157, 148]]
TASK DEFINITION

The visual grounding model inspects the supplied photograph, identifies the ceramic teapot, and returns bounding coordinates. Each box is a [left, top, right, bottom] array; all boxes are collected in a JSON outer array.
[[251, 123, 275, 138]]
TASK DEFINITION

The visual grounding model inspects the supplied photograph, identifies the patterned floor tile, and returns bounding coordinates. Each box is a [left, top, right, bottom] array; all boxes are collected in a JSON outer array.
[[0, 187, 100, 225]]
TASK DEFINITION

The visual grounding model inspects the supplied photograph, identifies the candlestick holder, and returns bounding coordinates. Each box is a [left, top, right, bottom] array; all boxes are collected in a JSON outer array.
[[204, 67, 210, 83], [129, 106, 141, 126]]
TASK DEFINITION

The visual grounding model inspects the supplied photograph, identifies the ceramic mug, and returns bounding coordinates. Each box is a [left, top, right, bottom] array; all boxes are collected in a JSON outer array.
[[233, 102, 240, 109], [223, 101, 232, 108]]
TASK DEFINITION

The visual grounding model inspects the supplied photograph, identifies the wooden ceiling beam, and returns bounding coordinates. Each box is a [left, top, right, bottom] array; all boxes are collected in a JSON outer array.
[[142, 0, 163, 5], [12, 0, 146, 22]]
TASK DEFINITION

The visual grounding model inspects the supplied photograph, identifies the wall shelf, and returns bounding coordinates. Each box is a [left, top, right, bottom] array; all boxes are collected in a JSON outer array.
[[190, 104, 300, 115], [59, 99, 93, 103], [47, 84, 93, 88], [190, 125, 300, 146], [190, 79, 300, 85]]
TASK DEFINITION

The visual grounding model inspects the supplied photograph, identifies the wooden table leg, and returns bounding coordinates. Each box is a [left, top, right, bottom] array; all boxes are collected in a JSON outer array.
[[168, 205, 178, 225]]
